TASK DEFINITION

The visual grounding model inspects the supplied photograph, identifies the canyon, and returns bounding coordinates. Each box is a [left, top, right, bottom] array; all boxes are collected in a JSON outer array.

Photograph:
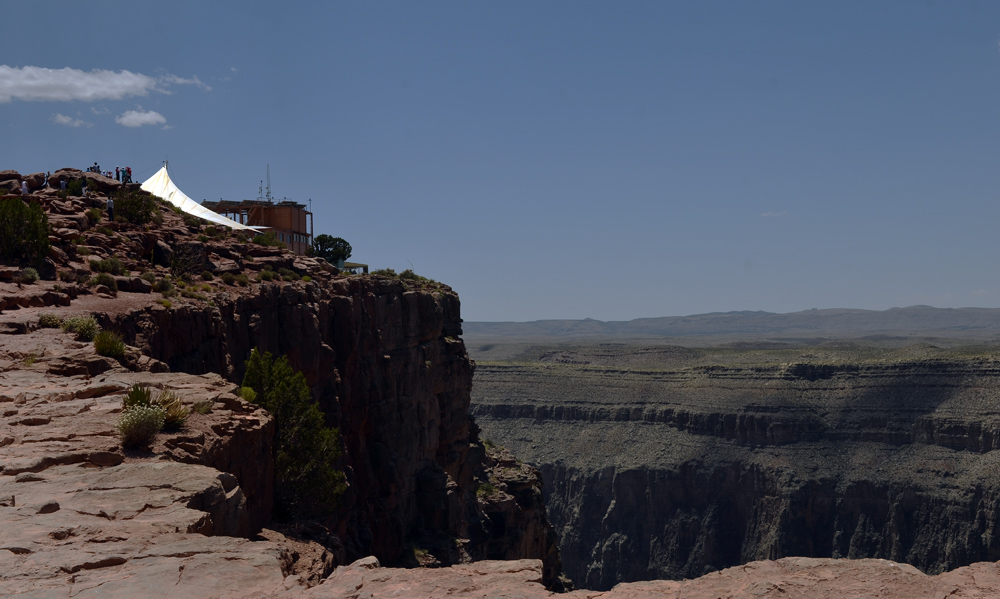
[[469, 339, 1000, 591]]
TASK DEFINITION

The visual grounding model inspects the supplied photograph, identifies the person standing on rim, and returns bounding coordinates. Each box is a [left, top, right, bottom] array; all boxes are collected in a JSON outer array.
[[106, 195, 114, 222]]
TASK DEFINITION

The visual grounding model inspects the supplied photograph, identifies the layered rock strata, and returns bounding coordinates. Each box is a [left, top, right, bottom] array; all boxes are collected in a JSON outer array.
[[472, 353, 1000, 590]]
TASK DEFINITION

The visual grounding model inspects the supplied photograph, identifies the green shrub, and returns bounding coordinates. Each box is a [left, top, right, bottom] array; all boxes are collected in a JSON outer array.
[[180, 288, 208, 301], [152, 278, 173, 294], [242, 348, 346, 519], [96, 226, 114, 236], [91, 272, 118, 292], [114, 189, 157, 225], [77, 246, 91, 256], [221, 272, 236, 285], [252, 231, 279, 247], [62, 315, 99, 341], [371, 268, 397, 278], [59, 269, 77, 283], [90, 256, 125, 275], [155, 389, 189, 431], [122, 383, 153, 409], [198, 234, 209, 243], [69, 179, 85, 196], [278, 268, 300, 282], [38, 313, 63, 328], [235, 273, 250, 286], [140, 271, 157, 284], [115, 405, 165, 449], [93, 330, 126, 358], [182, 213, 202, 228], [0, 197, 50, 266], [259, 269, 275, 282], [301, 275, 312, 283], [200, 270, 214, 281], [18, 267, 39, 284], [156, 299, 172, 309], [192, 400, 213, 414], [85, 207, 103, 224], [237, 386, 257, 402]]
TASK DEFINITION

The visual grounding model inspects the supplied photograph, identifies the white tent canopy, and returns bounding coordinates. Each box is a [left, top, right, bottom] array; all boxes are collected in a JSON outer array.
[[141, 165, 259, 231]]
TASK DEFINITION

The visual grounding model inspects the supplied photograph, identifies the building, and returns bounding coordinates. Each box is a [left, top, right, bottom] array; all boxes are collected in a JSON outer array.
[[202, 199, 313, 255]]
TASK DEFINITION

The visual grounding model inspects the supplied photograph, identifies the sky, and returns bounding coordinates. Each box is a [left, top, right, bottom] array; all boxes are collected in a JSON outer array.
[[3, 1, 1000, 322]]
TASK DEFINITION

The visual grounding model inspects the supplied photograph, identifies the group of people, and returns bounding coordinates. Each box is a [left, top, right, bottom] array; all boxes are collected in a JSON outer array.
[[86, 162, 133, 183]]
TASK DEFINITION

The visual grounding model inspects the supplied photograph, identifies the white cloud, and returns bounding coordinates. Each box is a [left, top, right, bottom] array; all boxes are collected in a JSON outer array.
[[761, 211, 788, 218], [51, 113, 91, 128], [0, 65, 212, 103], [115, 109, 166, 128], [159, 73, 211, 91], [0, 66, 158, 103]]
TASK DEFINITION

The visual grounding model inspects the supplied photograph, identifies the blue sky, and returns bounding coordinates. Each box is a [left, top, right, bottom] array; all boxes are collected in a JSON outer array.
[[3, 1, 1000, 321]]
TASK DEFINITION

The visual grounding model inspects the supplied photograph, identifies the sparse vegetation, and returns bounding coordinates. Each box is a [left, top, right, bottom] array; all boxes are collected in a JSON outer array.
[[252, 231, 286, 248], [62, 315, 99, 341], [192, 400, 213, 414], [237, 386, 257, 402], [140, 271, 157, 284], [93, 330, 126, 358], [115, 405, 165, 449], [221, 272, 236, 285], [200, 270, 214, 281], [278, 268, 300, 282], [235, 273, 250, 286], [155, 389, 189, 431], [59, 269, 77, 282], [90, 256, 125, 275], [242, 348, 346, 519], [156, 299, 172, 309], [91, 272, 118, 292], [0, 197, 50, 267], [38, 313, 64, 328], [85, 207, 103, 224], [18, 267, 39, 284], [476, 481, 498, 499], [152, 278, 173, 294], [122, 384, 153, 410]]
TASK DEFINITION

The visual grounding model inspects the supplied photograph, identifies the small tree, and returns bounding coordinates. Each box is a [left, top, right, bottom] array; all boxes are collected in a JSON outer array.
[[0, 198, 50, 266], [242, 348, 346, 519], [311, 234, 351, 263], [114, 189, 158, 224]]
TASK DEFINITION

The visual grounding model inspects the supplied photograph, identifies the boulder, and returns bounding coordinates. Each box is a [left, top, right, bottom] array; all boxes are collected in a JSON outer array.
[[24, 172, 46, 190], [0, 180, 21, 194], [0, 169, 21, 182]]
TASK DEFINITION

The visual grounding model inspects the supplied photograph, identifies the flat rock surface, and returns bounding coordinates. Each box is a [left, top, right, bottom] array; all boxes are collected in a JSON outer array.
[[294, 556, 1000, 598]]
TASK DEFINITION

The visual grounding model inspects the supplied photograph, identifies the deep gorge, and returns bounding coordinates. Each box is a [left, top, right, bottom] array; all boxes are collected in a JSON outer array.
[[470, 347, 1000, 591]]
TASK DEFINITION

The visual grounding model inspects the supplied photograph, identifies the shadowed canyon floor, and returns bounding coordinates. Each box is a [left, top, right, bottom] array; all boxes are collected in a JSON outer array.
[[469, 339, 1000, 590]]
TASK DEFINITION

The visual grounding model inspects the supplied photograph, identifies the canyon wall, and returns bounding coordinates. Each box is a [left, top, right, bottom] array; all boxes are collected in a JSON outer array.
[[95, 277, 562, 581], [471, 352, 1000, 590]]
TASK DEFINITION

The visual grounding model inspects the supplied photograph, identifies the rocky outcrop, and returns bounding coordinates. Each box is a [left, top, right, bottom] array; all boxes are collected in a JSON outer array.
[[472, 352, 1000, 590], [90, 276, 563, 582]]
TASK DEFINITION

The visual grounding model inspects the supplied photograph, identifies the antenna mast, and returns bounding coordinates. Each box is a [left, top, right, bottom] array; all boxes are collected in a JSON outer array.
[[266, 165, 273, 203]]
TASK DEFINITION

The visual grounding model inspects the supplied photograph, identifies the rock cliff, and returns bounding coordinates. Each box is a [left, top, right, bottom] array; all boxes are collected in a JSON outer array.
[[0, 174, 565, 592], [471, 345, 1000, 590]]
